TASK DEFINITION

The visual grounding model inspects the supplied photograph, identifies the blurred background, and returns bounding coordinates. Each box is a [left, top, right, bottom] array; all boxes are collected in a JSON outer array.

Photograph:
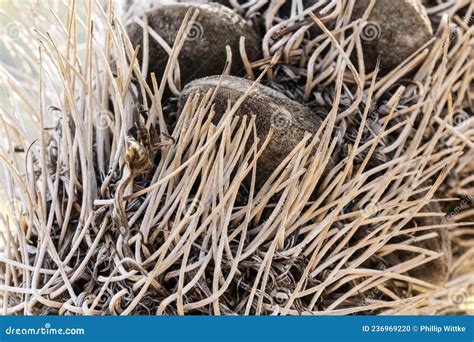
[[0, 0, 85, 218]]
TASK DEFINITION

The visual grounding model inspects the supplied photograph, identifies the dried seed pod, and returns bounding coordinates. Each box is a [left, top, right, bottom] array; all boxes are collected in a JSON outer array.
[[352, 0, 433, 71], [127, 3, 261, 87], [180, 75, 324, 186]]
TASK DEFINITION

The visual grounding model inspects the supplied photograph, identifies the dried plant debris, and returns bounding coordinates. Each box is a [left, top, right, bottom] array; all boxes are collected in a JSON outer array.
[[0, 0, 473, 316], [180, 75, 327, 186]]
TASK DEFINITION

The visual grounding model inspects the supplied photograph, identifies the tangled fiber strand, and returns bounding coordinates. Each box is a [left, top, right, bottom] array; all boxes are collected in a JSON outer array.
[[0, 0, 473, 315]]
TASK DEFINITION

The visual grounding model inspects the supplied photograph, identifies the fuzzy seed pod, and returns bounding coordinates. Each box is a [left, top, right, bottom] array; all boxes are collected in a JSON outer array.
[[127, 3, 261, 88], [352, 0, 433, 71], [180, 75, 325, 186]]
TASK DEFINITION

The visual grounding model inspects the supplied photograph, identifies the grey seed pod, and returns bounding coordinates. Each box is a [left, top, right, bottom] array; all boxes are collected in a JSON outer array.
[[180, 75, 326, 186], [352, 0, 433, 71], [127, 3, 261, 88]]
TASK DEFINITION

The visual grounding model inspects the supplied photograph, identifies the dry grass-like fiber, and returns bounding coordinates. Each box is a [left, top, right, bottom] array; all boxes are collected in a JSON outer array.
[[0, 0, 473, 315]]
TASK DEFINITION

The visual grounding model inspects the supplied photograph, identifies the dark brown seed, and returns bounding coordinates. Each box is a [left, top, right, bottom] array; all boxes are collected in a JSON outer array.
[[401, 201, 452, 286], [352, 0, 433, 71], [180, 75, 324, 186], [127, 3, 261, 87]]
